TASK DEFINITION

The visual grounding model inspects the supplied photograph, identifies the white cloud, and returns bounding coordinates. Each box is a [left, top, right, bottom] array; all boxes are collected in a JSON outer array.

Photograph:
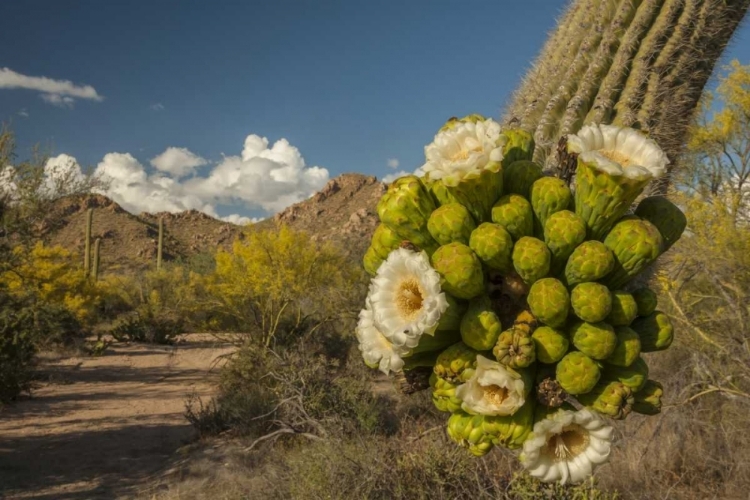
[[150, 103, 165, 111], [220, 214, 264, 226], [0, 67, 103, 107], [41, 94, 75, 108], [382, 170, 411, 184], [89, 134, 329, 220], [387, 158, 400, 169], [150, 147, 207, 178], [18, 109, 29, 118]]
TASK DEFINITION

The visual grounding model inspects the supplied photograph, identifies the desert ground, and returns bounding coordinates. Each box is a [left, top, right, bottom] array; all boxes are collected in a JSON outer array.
[[0, 335, 235, 500]]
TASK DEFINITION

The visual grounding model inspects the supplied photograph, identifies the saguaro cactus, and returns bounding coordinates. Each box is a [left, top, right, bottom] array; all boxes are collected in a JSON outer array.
[[83, 208, 93, 274], [157, 217, 164, 271], [91, 237, 101, 282], [504, 0, 750, 184]]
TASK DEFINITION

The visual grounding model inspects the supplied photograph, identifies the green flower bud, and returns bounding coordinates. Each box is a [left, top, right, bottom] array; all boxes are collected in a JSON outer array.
[[606, 326, 641, 367], [491, 194, 534, 241], [633, 380, 663, 415], [446, 411, 494, 456], [493, 327, 535, 369], [564, 241, 615, 287], [500, 128, 535, 165], [602, 217, 664, 289], [630, 311, 674, 352], [577, 381, 634, 419], [483, 399, 535, 450], [469, 222, 514, 274], [431, 242, 485, 300], [602, 357, 649, 392], [430, 372, 462, 413], [434, 342, 479, 383], [363, 245, 384, 276], [570, 321, 617, 360], [527, 278, 570, 328], [460, 295, 503, 351], [427, 203, 477, 246], [635, 196, 687, 251], [370, 223, 403, 259], [606, 290, 639, 326], [543, 210, 587, 274], [571, 283, 613, 323], [530, 176, 574, 237], [503, 160, 543, 198], [376, 175, 440, 254], [512, 236, 551, 286], [556, 351, 601, 395], [531, 325, 569, 364]]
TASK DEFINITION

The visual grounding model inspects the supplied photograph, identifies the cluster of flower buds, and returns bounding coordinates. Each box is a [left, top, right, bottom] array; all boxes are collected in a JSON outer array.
[[356, 115, 684, 485]]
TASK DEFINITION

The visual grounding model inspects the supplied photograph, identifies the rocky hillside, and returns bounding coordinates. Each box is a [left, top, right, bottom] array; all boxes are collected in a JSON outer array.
[[43, 173, 385, 272], [254, 173, 386, 260]]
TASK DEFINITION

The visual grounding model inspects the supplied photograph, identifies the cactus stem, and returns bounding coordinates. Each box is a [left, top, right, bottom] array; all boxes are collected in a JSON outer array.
[[157, 217, 164, 271], [92, 238, 101, 282], [84, 208, 93, 275]]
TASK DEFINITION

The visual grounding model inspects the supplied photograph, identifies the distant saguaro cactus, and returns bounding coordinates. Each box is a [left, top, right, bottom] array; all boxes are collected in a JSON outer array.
[[84, 208, 93, 275], [92, 237, 101, 282], [157, 217, 164, 271], [504, 0, 750, 186]]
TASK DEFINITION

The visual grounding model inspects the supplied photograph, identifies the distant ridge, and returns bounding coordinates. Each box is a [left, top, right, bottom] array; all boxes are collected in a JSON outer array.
[[42, 173, 386, 272]]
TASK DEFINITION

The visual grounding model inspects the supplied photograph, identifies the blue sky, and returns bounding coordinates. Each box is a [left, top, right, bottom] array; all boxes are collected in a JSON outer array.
[[2, 0, 749, 222]]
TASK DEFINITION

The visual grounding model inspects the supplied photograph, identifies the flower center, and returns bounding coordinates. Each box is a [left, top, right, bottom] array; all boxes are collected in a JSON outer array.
[[395, 278, 424, 320], [482, 384, 509, 406], [449, 145, 483, 162], [599, 149, 632, 167], [543, 424, 590, 462]]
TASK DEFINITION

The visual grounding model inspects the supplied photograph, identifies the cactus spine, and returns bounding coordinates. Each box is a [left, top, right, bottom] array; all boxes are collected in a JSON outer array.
[[504, 0, 750, 182], [92, 238, 101, 282], [157, 217, 164, 271], [84, 208, 93, 275]]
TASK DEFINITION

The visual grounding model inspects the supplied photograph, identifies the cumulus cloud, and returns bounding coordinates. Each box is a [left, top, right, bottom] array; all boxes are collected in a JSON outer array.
[[150, 103, 165, 111], [382, 170, 411, 184], [220, 214, 264, 226], [88, 134, 329, 223], [150, 147, 207, 178], [387, 158, 400, 169], [0, 67, 103, 107]]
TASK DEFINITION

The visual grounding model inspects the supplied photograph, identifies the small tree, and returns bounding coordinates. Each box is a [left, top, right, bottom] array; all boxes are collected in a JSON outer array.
[[682, 60, 750, 224], [203, 224, 365, 346]]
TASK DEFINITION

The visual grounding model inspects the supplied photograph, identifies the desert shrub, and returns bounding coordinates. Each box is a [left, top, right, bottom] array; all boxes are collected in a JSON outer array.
[[0, 242, 100, 325], [189, 327, 398, 443], [196, 224, 366, 344], [109, 310, 183, 345], [98, 266, 202, 343], [0, 289, 80, 402]]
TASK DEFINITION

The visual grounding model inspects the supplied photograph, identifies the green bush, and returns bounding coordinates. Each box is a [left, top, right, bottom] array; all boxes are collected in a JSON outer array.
[[0, 291, 80, 403]]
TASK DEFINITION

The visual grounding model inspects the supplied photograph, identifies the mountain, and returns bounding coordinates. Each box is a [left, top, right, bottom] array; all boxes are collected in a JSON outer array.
[[43, 173, 385, 273]]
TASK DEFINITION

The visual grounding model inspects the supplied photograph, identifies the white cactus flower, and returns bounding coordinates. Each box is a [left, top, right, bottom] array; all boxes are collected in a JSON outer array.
[[455, 355, 526, 416], [520, 408, 614, 485], [355, 304, 408, 375], [566, 124, 669, 181], [421, 119, 506, 185], [367, 248, 448, 348]]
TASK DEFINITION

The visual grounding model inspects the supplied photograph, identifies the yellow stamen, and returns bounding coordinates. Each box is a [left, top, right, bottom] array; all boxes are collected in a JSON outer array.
[[599, 149, 632, 167], [482, 384, 509, 406], [395, 278, 424, 320], [542, 424, 590, 462]]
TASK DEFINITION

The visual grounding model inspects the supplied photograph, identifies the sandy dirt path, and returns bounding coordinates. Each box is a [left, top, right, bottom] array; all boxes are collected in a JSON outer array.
[[0, 335, 236, 500]]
